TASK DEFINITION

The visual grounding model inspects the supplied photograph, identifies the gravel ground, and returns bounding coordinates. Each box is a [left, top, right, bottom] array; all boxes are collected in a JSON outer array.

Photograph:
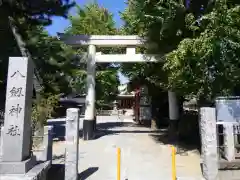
[[50, 116, 203, 180]]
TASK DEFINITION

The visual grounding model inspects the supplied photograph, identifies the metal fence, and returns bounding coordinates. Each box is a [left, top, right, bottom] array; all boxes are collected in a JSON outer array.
[[96, 109, 124, 117], [217, 122, 240, 169]]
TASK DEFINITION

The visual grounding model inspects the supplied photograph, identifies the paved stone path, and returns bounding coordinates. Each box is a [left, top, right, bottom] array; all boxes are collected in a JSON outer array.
[[52, 116, 203, 180]]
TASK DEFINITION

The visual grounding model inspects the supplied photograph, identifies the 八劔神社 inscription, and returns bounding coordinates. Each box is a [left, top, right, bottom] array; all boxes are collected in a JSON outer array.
[[6, 125, 20, 136], [9, 87, 24, 97], [8, 104, 22, 118], [10, 70, 26, 78]]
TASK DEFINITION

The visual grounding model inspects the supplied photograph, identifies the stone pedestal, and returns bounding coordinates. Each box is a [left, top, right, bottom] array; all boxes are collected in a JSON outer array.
[[0, 156, 36, 174], [1, 161, 51, 180], [199, 107, 218, 180], [0, 57, 36, 174]]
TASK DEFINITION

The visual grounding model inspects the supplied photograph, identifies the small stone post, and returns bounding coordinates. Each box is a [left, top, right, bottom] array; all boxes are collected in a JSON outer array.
[[39, 126, 53, 162], [65, 108, 80, 180], [83, 44, 96, 140], [223, 123, 235, 161], [0, 57, 36, 174], [199, 107, 218, 180]]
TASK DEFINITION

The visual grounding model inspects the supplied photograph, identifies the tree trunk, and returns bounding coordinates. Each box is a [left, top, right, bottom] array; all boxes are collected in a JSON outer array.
[[168, 91, 180, 142]]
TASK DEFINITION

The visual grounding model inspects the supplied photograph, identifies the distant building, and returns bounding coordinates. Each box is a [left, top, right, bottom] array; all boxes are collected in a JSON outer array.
[[116, 84, 135, 109], [54, 93, 86, 117]]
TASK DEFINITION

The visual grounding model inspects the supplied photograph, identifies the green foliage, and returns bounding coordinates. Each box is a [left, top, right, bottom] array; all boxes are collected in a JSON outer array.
[[65, 3, 120, 107], [0, 0, 75, 129], [164, 3, 240, 101], [1, 0, 74, 25], [66, 3, 116, 35], [27, 26, 75, 94], [121, 0, 240, 103], [0, 0, 75, 91], [31, 94, 60, 132]]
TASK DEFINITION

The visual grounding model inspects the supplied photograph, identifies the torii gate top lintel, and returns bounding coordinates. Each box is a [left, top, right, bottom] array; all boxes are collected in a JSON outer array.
[[58, 33, 159, 63], [58, 33, 145, 47]]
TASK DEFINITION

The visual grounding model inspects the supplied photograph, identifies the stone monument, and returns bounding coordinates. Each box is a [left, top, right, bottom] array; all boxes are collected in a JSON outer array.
[[0, 57, 36, 174], [139, 85, 151, 126], [199, 107, 218, 180]]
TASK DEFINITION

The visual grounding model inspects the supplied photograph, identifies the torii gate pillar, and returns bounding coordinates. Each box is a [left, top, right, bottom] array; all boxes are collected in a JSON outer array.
[[83, 45, 96, 140]]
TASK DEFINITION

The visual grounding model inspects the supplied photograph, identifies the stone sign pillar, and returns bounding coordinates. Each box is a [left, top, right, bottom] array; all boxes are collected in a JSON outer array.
[[139, 85, 151, 126], [0, 57, 36, 174], [83, 45, 96, 140], [199, 107, 218, 180]]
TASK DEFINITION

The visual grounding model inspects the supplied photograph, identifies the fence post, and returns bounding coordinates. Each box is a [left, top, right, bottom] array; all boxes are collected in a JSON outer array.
[[39, 125, 53, 162], [65, 108, 80, 180], [199, 107, 218, 180], [223, 123, 235, 162], [0, 126, 3, 158]]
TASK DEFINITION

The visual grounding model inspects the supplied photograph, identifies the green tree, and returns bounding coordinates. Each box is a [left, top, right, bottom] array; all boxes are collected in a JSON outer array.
[[65, 3, 120, 108], [0, 1, 75, 130], [164, 1, 240, 104], [0, 0, 74, 95], [120, 0, 213, 87], [0, 0, 74, 79], [121, 0, 240, 105], [27, 26, 75, 94]]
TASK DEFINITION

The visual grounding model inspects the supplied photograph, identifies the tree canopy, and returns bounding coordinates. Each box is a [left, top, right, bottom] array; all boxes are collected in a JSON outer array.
[[165, 1, 240, 102], [65, 3, 120, 108], [0, 0, 75, 93], [2, 0, 239, 113], [121, 0, 240, 103]]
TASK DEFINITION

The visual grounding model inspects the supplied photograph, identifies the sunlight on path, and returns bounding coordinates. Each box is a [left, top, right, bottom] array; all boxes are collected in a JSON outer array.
[[52, 116, 203, 180]]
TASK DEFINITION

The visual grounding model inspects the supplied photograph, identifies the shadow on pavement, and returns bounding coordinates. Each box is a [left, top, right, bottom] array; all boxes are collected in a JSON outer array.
[[97, 122, 131, 129], [78, 167, 99, 180], [149, 131, 200, 155], [47, 164, 98, 180], [47, 164, 65, 180], [95, 121, 166, 139], [148, 109, 201, 154]]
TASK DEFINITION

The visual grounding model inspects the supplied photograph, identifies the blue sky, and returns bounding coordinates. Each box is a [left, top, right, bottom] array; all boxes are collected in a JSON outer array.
[[45, 0, 129, 84]]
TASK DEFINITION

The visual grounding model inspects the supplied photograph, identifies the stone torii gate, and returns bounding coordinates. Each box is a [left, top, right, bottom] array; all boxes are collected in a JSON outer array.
[[59, 34, 179, 140]]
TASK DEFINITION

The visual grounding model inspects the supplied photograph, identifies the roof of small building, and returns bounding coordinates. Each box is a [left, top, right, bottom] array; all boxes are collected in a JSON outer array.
[[118, 83, 135, 95]]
